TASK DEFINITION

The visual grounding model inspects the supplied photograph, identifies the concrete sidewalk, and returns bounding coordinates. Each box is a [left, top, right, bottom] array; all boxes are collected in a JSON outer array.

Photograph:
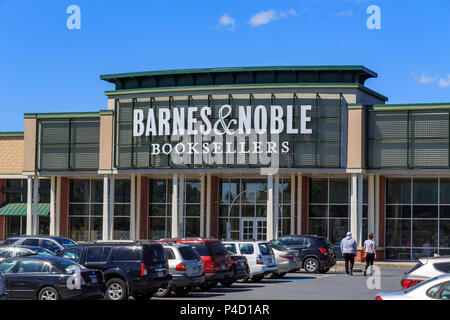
[[330, 260, 415, 273]]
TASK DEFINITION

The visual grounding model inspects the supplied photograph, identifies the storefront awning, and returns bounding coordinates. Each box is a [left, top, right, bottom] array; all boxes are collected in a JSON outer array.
[[0, 203, 50, 216]]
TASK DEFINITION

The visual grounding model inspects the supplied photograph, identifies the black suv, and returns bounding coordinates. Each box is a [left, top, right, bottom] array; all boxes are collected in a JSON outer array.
[[270, 235, 336, 273], [57, 241, 171, 300]]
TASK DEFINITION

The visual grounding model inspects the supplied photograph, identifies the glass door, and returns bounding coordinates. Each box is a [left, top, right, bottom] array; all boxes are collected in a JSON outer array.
[[240, 218, 267, 240]]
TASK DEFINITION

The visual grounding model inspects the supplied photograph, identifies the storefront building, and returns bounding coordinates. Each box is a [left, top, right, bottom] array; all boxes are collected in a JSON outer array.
[[0, 66, 449, 261]]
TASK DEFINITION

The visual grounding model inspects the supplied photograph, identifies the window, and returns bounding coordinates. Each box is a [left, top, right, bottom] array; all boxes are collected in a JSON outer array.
[[184, 179, 201, 237], [224, 244, 237, 254], [61, 247, 83, 263], [86, 247, 103, 262], [0, 260, 18, 273], [189, 243, 209, 256], [22, 239, 39, 246], [179, 246, 200, 260], [259, 243, 272, 255], [69, 179, 103, 242], [41, 240, 60, 253], [16, 249, 33, 257], [385, 178, 448, 260], [114, 247, 141, 261], [17, 260, 47, 273], [427, 283, 443, 298], [438, 282, 450, 300], [148, 179, 172, 240], [114, 180, 131, 240], [0, 249, 13, 258], [434, 262, 450, 273], [164, 248, 175, 260], [239, 243, 254, 255]]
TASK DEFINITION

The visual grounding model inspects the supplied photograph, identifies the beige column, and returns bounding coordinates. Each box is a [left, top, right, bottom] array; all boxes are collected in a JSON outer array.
[[130, 174, 136, 240], [266, 174, 274, 241], [171, 174, 179, 237], [290, 174, 295, 235], [200, 175, 205, 238], [374, 175, 380, 245], [178, 175, 185, 237], [26, 176, 33, 235], [109, 176, 115, 239], [32, 176, 38, 235], [297, 174, 302, 235], [49, 177, 56, 236], [273, 175, 279, 239], [368, 174, 375, 237], [350, 173, 358, 239], [357, 174, 363, 246]]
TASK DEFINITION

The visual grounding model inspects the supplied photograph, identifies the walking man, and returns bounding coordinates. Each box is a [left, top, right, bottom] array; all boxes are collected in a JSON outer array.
[[341, 232, 357, 276]]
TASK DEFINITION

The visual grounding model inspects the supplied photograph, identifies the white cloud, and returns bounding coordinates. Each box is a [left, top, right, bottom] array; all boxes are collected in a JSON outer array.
[[249, 9, 297, 27], [415, 72, 438, 85], [334, 9, 354, 17], [439, 75, 450, 88], [219, 13, 235, 31]]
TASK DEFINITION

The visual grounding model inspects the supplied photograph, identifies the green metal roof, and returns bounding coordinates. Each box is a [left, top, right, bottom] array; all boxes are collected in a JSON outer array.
[[100, 65, 378, 92], [0, 132, 24, 137], [371, 103, 450, 111], [0, 203, 50, 216], [24, 112, 101, 119]]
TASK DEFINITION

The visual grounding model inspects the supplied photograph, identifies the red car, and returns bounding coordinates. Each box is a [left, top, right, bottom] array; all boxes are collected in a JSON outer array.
[[157, 238, 233, 290]]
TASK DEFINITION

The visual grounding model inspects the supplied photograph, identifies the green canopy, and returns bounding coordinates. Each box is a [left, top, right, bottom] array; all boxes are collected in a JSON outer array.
[[0, 203, 50, 216]]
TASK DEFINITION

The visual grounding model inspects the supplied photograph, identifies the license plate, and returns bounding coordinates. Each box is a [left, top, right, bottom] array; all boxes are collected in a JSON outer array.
[[156, 271, 165, 278], [268, 258, 272, 263], [221, 264, 226, 270]]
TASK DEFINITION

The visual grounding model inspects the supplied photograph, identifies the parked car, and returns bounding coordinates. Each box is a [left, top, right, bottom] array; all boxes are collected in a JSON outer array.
[[266, 243, 301, 278], [2, 236, 77, 254], [156, 243, 205, 297], [0, 272, 6, 300], [401, 255, 450, 289], [158, 238, 233, 291], [57, 240, 171, 300], [376, 273, 450, 300], [223, 241, 278, 282], [270, 235, 336, 273], [0, 247, 39, 259], [225, 253, 250, 285], [0, 255, 104, 300], [15, 246, 55, 256]]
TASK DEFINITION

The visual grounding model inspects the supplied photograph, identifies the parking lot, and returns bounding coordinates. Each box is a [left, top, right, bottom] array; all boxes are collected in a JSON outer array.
[[154, 266, 410, 300]]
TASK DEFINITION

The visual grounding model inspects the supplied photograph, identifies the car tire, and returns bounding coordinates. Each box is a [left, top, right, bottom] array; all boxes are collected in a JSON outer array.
[[105, 278, 128, 301], [134, 293, 153, 301], [154, 286, 171, 297], [38, 286, 60, 301], [304, 258, 320, 273], [251, 275, 264, 282], [174, 286, 192, 296], [220, 279, 234, 287], [319, 267, 331, 274]]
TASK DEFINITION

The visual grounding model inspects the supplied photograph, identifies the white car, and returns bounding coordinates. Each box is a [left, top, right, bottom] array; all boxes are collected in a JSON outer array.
[[376, 274, 450, 300], [401, 255, 450, 289], [223, 241, 278, 282]]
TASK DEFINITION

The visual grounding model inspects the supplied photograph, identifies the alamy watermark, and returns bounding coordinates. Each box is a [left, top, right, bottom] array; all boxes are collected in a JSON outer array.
[[66, 5, 81, 30]]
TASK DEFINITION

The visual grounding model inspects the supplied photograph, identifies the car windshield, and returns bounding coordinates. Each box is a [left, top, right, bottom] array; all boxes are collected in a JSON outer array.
[[55, 259, 86, 273], [189, 243, 210, 256], [179, 246, 200, 260], [315, 238, 330, 248], [270, 243, 287, 251], [144, 244, 165, 262], [54, 238, 77, 249], [2, 239, 18, 246]]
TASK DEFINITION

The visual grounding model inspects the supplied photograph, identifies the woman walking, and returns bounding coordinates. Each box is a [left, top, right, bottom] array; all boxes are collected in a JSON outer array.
[[364, 232, 376, 276]]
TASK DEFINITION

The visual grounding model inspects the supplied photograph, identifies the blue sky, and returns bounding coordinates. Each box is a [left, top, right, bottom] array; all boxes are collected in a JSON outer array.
[[0, 0, 449, 131]]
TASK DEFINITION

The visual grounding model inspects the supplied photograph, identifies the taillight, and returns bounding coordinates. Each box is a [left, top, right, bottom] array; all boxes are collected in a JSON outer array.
[[204, 257, 215, 270], [375, 296, 383, 300], [318, 247, 328, 256], [401, 279, 422, 289], [176, 263, 186, 272], [140, 263, 148, 276], [280, 255, 295, 260], [256, 255, 263, 265]]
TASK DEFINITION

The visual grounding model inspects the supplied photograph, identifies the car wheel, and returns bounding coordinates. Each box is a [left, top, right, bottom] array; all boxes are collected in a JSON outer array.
[[134, 293, 153, 301], [319, 267, 330, 274], [220, 279, 234, 287], [38, 287, 59, 301], [155, 286, 171, 297], [251, 275, 264, 282], [174, 286, 192, 296], [105, 278, 128, 301], [304, 258, 320, 273]]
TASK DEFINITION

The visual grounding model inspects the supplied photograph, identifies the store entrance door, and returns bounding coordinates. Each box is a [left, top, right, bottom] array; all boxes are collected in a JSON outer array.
[[240, 218, 267, 241]]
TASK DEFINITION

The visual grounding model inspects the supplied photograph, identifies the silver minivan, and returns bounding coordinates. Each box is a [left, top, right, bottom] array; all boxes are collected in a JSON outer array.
[[156, 243, 205, 297]]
